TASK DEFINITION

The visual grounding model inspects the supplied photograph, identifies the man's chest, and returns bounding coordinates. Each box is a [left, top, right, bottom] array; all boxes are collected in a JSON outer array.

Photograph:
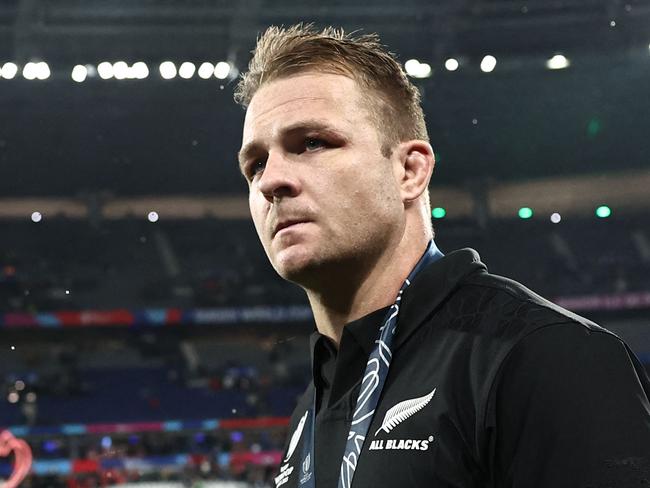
[[277, 349, 485, 488]]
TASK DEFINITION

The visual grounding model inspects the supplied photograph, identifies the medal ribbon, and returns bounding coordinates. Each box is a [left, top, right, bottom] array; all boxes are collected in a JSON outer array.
[[296, 241, 443, 488]]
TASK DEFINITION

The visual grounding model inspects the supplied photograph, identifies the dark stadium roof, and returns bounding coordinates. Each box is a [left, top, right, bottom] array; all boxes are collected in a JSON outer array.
[[1, 0, 650, 196]]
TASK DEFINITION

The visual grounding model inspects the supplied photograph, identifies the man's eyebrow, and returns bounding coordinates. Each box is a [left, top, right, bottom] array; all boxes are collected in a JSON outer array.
[[237, 119, 344, 171]]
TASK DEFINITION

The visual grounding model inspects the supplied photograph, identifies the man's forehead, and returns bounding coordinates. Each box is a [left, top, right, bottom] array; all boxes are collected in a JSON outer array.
[[242, 75, 361, 140], [249, 73, 356, 114]]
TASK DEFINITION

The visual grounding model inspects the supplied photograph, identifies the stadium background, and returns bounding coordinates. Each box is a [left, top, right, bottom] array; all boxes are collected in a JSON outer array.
[[1, 0, 649, 486]]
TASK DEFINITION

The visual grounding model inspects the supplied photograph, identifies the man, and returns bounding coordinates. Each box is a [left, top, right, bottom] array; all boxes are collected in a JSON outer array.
[[234, 24, 650, 487]]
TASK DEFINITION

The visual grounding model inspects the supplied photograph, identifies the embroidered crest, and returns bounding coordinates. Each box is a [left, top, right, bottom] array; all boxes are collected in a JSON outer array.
[[374, 388, 436, 436]]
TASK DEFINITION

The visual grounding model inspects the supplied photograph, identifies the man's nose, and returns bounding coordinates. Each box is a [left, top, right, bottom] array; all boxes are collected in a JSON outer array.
[[257, 152, 300, 202]]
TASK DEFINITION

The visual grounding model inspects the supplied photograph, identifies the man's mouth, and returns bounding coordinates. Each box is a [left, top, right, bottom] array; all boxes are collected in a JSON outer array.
[[273, 219, 309, 237]]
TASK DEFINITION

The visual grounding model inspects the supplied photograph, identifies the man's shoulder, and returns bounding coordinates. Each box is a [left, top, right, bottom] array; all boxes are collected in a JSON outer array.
[[453, 266, 610, 335]]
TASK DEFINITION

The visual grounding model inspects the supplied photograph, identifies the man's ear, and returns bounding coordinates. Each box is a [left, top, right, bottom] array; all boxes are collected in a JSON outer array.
[[395, 140, 435, 203]]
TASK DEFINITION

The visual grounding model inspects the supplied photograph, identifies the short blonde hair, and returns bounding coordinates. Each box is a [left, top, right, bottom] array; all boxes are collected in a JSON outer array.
[[234, 23, 429, 157]]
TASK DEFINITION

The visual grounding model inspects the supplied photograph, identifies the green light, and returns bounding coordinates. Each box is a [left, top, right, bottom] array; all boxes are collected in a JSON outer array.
[[432, 207, 446, 219], [587, 118, 602, 139], [596, 205, 611, 218], [518, 207, 533, 219]]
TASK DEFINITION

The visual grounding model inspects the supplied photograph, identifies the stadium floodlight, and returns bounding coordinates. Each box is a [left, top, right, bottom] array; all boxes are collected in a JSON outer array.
[[113, 61, 129, 80], [1, 62, 18, 79], [31, 211, 42, 223], [445, 58, 459, 71], [148, 211, 159, 223], [480, 55, 497, 73], [159, 61, 177, 79], [550, 212, 562, 224], [35, 62, 50, 80], [405, 59, 420, 75], [432, 207, 447, 219], [22, 62, 37, 80], [198, 62, 214, 79], [71, 65, 88, 82], [132, 62, 149, 79], [518, 207, 533, 219], [596, 205, 612, 218], [404, 59, 432, 78], [214, 61, 231, 79], [179, 62, 196, 79], [546, 54, 570, 70], [97, 61, 114, 79]]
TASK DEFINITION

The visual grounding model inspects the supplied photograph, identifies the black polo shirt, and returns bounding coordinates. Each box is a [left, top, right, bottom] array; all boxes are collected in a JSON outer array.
[[275, 248, 650, 488]]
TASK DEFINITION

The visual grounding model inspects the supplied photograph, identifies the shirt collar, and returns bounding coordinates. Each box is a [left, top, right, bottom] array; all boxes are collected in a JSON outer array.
[[393, 247, 487, 351], [309, 305, 391, 371]]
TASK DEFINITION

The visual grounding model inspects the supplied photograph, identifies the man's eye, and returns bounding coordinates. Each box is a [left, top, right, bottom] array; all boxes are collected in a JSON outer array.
[[249, 159, 266, 178], [305, 138, 326, 151]]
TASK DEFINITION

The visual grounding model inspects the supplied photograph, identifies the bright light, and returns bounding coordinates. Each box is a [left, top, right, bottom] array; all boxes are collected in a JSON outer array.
[[159, 61, 177, 79], [198, 62, 214, 79], [15, 381, 25, 391], [22, 62, 38, 80], [596, 205, 612, 218], [416, 63, 432, 78], [35, 62, 50, 80], [1, 62, 18, 79], [404, 59, 432, 78], [445, 58, 459, 71], [148, 211, 159, 223], [546, 54, 570, 70], [214, 61, 231, 79], [97, 61, 114, 79], [132, 62, 149, 79], [113, 61, 129, 80], [480, 55, 497, 73], [405, 59, 420, 74], [31, 211, 42, 223], [432, 207, 447, 219], [179, 62, 196, 79], [518, 207, 533, 219], [71, 65, 88, 82], [550, 212, 562, 224], [7, 392, 19, 404]]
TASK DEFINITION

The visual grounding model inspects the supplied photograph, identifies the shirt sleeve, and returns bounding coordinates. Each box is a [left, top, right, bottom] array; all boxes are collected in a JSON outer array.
[[488, 322, 650, 487]]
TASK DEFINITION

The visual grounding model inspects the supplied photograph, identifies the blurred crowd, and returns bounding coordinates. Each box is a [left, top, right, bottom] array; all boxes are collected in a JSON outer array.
[[14, 427, 285, 488], [2, 216, 649, 314]]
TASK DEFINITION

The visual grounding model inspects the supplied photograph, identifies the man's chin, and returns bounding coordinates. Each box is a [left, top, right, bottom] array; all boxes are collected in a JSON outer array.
[[272, 248, 319, 285]]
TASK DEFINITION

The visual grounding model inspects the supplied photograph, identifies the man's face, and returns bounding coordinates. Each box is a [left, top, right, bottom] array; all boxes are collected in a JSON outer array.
[[239, 72, 404, 284]]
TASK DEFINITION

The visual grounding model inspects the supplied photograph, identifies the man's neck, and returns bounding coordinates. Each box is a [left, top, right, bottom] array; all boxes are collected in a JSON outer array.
[[305, 235, 429, 347]]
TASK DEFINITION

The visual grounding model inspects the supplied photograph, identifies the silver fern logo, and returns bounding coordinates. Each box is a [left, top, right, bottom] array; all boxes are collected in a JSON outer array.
[[374, 388, 436, 436]]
